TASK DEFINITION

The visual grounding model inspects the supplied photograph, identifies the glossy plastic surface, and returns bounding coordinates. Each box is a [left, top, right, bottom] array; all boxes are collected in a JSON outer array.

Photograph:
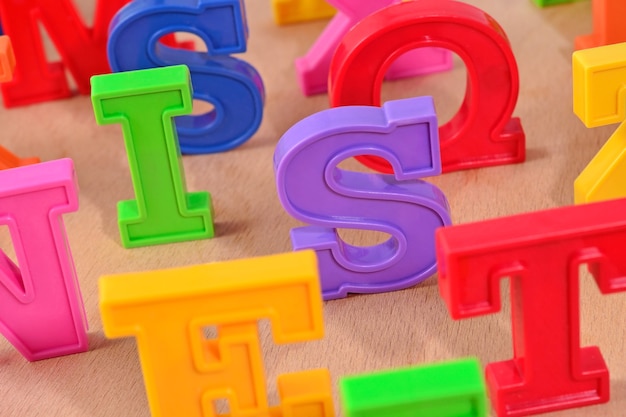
[[100, 250, 333, 417], [329, 0, 525, 174], [108, 0, 265, 154], [274, 97, 451, 300], [0, 147, 38, 170], [91, 65, 214, 248], [0, 35, 14, 83], [272, 0, 335, 25], [573, 42, 626, 203], [341, 358, 486, 417], [437, 198, 626, 416], [532, 0, 573, 5], [0, 158, 88, 361], [0, 36, 39, 168], [0, 0, 130, 107], [296, 0, 451, 96], [575, 0, 626, 50]]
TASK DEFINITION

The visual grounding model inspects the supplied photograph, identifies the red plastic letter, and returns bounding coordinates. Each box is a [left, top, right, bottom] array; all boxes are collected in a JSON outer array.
[[0, 158, 88, 361], [436, 198, 626, 416], [329, 0, 525, 174], [0, 0, 130, 107], [295, 0, 451, 96]]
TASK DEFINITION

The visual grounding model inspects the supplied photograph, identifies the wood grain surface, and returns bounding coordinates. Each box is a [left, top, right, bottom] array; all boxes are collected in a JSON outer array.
[[1, 1, 625, 416]]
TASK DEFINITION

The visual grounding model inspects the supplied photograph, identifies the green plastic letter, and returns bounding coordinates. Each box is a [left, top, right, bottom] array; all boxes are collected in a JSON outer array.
[[531, 0, 574, 6], [91, 65, 214, 248], [341, 358, 487, 417]]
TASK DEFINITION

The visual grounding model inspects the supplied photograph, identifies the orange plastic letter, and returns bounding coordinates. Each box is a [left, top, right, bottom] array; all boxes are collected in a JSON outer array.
[[0, 36, 39, 168], [575, 0, 626, 51], [100, 250, 333, 417]]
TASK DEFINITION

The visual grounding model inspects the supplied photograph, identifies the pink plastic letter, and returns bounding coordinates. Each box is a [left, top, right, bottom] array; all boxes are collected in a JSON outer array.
[[0, 158, 88, 361], [295, 0, 452, 96]]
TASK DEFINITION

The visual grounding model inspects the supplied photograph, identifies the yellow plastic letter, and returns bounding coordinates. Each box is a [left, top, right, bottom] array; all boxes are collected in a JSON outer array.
[[271, 0, 335, 25], [573, 42, 626, 203], [99, 250, 333, 417]]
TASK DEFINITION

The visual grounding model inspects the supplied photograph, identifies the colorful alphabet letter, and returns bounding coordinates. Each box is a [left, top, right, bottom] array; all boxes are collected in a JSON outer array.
[[275, 97, 451, 299], [272, 0, 335, 25], [0, 158, 87, 361], [108, 0, 264, 154], [295, 0, 451, 96], [575, 0, 626, 50], [532, 0, 573, 6], [100, 250, 333, 417], [437, 198, 626, 416], [0, 35, 39, 168], [91, 65, 214, 248], [341, 358, 486, 417], [573, 42, 626, 203], [0, 0, 130, 107], [329, 0, 525, 174]]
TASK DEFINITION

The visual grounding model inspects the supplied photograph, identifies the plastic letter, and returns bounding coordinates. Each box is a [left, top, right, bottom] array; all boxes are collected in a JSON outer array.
[[437, 198, 626, 416], [0, 147, 38, 170], [0, 36, 39, 168], [272, 0, 335, 25], [532, 0, 573, 6], [296, 0, 451, 96], [575, 0, 626, 50], [329, 0, 525, 174], [0, 0, 130, 107], [341, 358, 486, 417], [0, 158, 88, 361], [91, 65, 214, 248], [573, 42, 626, 203], [108, 0, 265, 154], [0, 34, 14, 83], [100, 250, 334, 417], [274, 97, 451, 300]]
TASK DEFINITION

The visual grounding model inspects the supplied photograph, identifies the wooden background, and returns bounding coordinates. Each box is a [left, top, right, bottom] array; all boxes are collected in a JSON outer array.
[[2, 0, 625, 416]]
